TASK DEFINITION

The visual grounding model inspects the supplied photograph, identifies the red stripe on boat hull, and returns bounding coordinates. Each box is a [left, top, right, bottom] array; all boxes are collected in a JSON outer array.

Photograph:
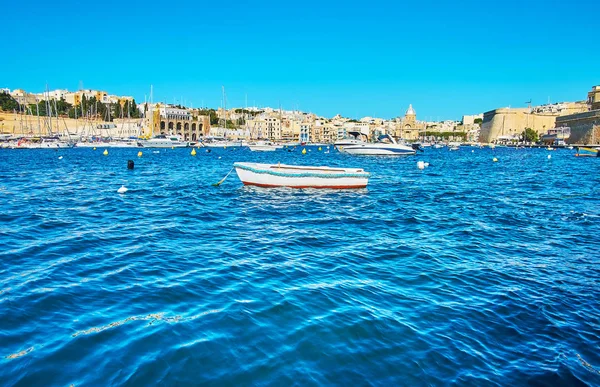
[[242, 182, 367, 189]]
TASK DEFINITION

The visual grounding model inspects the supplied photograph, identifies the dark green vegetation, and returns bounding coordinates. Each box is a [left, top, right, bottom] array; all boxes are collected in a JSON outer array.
[[0, 92, 19, 111], [0, 92, 140, 121], [521, 127, 538, 142]]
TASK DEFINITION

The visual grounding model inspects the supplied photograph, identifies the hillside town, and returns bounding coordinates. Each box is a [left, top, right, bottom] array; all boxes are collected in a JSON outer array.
[[1, 84, 599, 145]]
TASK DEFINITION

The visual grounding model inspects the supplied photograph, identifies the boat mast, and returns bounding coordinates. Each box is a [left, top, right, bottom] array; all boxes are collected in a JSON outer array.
[[36, 97, 41, 137], [222, 85, 226, 133], [53, 97, 60, 135], [46, 86, 52, 136], [18, 96, 23, 135], [150, 85, 154, 137]]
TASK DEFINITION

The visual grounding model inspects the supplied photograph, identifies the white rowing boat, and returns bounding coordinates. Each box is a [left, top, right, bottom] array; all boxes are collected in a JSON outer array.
[[233, 162, 370, 189]]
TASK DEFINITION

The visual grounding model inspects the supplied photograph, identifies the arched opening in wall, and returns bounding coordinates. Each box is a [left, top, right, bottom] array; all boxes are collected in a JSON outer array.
[[184, 133, 189, 141], [184, 123, 189, 131], [404, 124, 411, 129], [168, 122, 174, 131], [199, 124, 203, 134], [192, 123, 196, 131], [192, 133, 197, 141], [176, 122, 182, 132], [160, 121, 165, 130]]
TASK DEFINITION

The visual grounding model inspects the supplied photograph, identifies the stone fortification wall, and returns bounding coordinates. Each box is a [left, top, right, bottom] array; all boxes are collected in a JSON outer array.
[[555, 110, 600, 144], [480, 108, 558, 142]]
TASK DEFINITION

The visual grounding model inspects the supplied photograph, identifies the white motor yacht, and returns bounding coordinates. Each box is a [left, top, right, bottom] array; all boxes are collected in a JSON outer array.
[[334, 131, 366, 148], [16, 136, 72, 149], [335, 132, 416, 156], [140, 135, 188, 148]]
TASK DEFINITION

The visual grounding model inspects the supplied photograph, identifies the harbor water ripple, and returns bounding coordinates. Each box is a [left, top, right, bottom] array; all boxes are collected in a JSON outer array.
[[1, 146, 599, 386]]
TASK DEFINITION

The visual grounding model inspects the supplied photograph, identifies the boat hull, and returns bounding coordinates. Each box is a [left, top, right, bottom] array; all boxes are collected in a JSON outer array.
[[339, 145, 415, 155], [203, 142, 242, 148], [17, 142, 72, 149], [248, 146, 277, 152], [576, 147, 599, 157], [234, 162, 369, 189], [140, 141, 188, 148]]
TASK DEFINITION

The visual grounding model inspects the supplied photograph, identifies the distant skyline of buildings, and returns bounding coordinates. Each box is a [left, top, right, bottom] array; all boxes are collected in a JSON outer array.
[[3, 83, 586, 123], [2, 84, 599, 144]]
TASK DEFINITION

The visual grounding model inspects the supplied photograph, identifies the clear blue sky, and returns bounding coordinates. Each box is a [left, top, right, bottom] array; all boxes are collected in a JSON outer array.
[[2, 0, 598, 120]]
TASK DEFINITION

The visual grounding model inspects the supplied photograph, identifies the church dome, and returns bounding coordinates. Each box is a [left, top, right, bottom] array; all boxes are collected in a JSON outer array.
[[406, 104, 416, 116]]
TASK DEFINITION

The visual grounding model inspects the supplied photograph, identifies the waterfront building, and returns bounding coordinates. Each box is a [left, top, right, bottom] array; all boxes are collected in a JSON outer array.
[[300, 123, 311, 143], [588, 85, 600, 110], [321, 122, 337, 143], [33, 89, 70, 101], [280, 119, 296, 142], [9, 89, 38, 105], [554, 85, 600, 144], [209, 126, 251, 139], [64, 90, 109, 106], [394, 104, 424, 140], [152, 105, 208, 141], [248, 114, 282, 140]]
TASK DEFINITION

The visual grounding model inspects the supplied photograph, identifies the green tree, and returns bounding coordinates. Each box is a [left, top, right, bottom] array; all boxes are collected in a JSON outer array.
[[474, 118, 483, 124], [129, 99, 140, 118], [55, 97, 72, 115], [521, 127, 538, 142], [0, 93, 19, 111]]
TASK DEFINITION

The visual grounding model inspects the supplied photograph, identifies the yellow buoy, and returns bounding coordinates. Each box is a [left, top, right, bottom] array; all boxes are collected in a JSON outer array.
[[171, 146, 174, 149], [318, 147, 322, 151], [302, 148, 307, 155], [103, 149, 108, 156], [137, 151, 143, 157], [191, 148, 197, 156], [93, 147, 96, 151], [224, 146, 227, 150], [493, 157, 498, 162]]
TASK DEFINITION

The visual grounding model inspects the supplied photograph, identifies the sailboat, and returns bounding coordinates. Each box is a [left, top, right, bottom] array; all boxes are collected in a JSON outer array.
[[107, 101, 142, 147], [18, 88, 73, 148]]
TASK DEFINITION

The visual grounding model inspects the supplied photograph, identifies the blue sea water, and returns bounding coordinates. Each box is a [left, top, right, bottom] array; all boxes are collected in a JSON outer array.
[[1, 146, 599, 386]]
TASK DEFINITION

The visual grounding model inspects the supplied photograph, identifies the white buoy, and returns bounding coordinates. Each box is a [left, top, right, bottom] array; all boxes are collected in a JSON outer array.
[[472, 150, 474, 153], [58, 156, 63, 160], [424, 162, 430, 167], [218, 156, 222, 159], [417, 161, 425, 170], [548, 154, 552, 159], [117, 185, 128, 194]]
